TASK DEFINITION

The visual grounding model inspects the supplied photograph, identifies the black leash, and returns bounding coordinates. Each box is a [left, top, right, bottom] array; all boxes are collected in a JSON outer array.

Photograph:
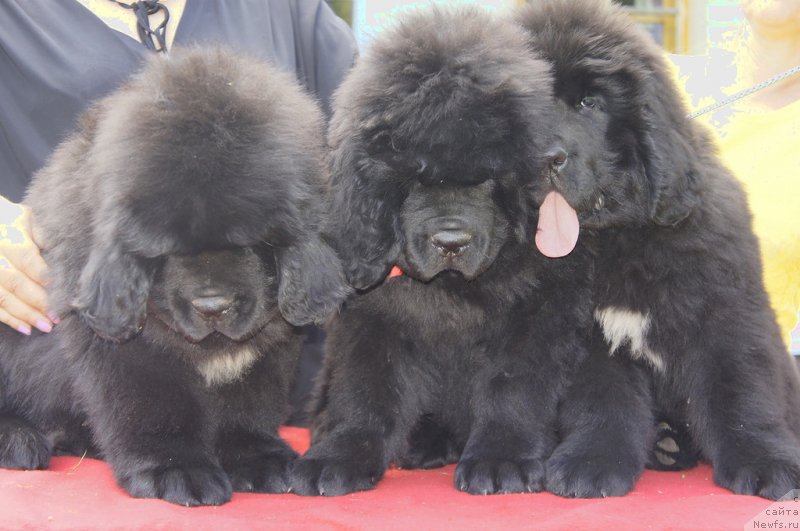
[[109, 0, 170, 53]]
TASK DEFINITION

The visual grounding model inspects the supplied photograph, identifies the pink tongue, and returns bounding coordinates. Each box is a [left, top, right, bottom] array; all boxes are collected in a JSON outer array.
[[535, 191, 580, 258]]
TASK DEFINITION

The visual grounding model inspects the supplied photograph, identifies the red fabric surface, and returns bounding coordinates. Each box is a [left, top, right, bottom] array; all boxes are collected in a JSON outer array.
[[0, 427, 779, 530]]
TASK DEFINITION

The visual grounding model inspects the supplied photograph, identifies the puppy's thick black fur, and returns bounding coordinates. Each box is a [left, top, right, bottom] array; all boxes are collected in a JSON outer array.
[[0, 48, 349, 506], [517, 0, 800, 499], [288, 8, 595, 496]]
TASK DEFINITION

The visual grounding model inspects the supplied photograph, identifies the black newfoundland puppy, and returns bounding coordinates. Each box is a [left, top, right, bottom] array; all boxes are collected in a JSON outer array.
[[289, 8, 595, 496], [516, 0, 800, 499], [0, 48, 348, 506]]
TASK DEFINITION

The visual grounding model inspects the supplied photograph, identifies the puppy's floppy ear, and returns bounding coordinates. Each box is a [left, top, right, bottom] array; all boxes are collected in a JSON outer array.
[[75, 242, 156, 342], [276, 235, 352, 326], [327, 137, 403, 290], [638, 74, 700, 227]]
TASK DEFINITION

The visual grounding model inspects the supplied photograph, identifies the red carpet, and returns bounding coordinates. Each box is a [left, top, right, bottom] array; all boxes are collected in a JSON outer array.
[[0, 427, 786, 530]]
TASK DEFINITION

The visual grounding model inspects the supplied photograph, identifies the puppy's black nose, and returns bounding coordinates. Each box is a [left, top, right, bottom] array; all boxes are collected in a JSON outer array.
[[546, 147, 568, 172], [191, 295, 234, 319], [431, 229, 472, 256]]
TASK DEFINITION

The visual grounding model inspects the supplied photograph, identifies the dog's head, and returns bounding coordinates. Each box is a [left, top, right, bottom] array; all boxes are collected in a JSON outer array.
[[75, 48, 349, 341], [327, 8, 559, 288], [516, 0, 701, 244]]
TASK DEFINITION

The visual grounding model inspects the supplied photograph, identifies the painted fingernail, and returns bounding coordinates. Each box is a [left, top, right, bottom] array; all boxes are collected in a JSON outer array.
[[16, 324, 32, 336], [35, 319, 52, 333], [47, 312, 61, 324]]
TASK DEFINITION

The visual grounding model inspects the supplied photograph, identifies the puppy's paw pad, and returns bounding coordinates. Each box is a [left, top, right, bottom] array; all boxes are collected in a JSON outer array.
[[646, 421, 698, 471], [0, 418, 51, 470], [288, 457, 380, 496], [119, 462, 232, 506], [455, 458, 543, 495]]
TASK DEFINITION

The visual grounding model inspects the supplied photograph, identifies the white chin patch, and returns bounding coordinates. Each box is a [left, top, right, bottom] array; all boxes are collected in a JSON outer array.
[[197, 345, 260, 386], [594, 306, 665, 372]]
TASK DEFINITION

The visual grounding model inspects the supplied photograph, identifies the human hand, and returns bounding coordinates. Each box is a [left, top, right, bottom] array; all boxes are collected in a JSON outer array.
[[0, 196, 55, 335]]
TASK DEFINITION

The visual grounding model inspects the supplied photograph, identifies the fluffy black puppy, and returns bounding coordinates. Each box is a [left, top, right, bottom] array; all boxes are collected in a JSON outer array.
[[288, 8, 595, 496], [0, 48, 349, 506], [516, 0, 800, 499]]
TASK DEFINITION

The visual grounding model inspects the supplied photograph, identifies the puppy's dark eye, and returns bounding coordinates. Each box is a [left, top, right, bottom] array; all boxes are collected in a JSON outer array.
[[580, 96, 599, 109]]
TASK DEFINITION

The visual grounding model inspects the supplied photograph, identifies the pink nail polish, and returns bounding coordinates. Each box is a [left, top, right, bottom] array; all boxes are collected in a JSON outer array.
[[17, 324, 32, 336], [35, 319, 52, 333], [47, 312, 61, 325]]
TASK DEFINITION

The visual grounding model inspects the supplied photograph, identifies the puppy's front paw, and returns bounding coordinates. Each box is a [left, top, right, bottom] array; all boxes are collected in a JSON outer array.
[[288, 456, 383, 496], [455, 458, 544, 494], [545, 445, 641, 498], [226, 449, 297, 494], [0, 416, 51, 470], [117, 460, 232, 506], [713, 452, 800, 500]]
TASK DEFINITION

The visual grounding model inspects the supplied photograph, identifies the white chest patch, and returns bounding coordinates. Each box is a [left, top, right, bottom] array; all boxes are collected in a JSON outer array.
[[197, 345, 260, 387], [594, 306, 665, 372]]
